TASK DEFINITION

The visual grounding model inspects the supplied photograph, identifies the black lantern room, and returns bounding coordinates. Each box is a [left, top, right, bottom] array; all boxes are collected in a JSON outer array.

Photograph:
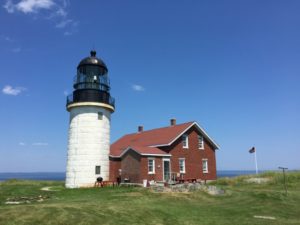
[[66, 51, 115, 108]]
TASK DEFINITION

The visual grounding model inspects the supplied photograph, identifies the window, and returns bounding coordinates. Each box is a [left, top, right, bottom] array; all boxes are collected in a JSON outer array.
[[95, 166, 101, 175], [202, 159, 208, 173], [148, 158, 155, 174], [198, 135, 204, 149], [182, 134, 189, 148], [179, 158, 186, 173], [98, 112, 103, 120]]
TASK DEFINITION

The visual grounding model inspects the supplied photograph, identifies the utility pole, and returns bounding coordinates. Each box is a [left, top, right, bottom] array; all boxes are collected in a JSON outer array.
[[278, 167, 288, 195]]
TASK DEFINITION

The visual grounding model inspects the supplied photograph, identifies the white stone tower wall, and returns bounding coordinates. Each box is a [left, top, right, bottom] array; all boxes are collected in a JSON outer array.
[[66, 106, 111, 188]]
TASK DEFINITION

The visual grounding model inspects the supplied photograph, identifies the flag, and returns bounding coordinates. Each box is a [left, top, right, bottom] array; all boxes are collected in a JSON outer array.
[[249, 147, 255, 153]]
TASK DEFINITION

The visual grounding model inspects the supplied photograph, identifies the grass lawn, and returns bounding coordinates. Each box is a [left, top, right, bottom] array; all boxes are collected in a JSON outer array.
[[0, 172, 300, 225]]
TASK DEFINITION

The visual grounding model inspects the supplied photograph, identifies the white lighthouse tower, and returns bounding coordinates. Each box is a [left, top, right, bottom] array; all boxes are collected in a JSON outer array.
[[65, 50, 115, 188]]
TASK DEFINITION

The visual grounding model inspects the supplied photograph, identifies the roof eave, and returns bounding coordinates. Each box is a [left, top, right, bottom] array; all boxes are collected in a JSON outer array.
[[140, 153, 171, 157], [110, 147, 172, 158], [193, 122, 220, 149]]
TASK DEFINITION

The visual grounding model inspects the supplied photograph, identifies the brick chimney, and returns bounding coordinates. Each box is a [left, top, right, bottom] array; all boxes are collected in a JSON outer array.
[[170, 118, 176, 126], [138, 125, 144, 132]]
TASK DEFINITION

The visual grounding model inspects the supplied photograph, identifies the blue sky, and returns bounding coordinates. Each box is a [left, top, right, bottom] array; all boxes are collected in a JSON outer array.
[[0, 0, 299, 172]]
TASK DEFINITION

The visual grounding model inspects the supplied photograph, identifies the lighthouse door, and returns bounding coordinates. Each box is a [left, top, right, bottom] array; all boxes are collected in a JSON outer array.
[[163, 159, 171, 182]]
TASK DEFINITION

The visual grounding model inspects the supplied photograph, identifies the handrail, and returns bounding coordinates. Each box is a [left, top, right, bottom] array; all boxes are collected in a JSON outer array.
[[66, 93, 115, 108]]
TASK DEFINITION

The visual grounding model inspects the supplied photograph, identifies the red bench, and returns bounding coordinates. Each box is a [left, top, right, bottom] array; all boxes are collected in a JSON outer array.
[[95, 181, 117, 188], [177, 178, 197, 183]]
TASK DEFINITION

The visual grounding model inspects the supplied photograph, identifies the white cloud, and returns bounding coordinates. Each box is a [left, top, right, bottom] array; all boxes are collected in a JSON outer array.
[[0, 35, 14, 42], [3, 0, 15, 13], [132, 84, 145, 91], [46, 1, 67, 19], [2, 85, 26, 96], [63, 31, 71, 36], [62, 20, 78, 36], [5, 36, 13, 42], [12, 47, 21, 53], [19, 142, 26, 146], [55, 19, 72, 28], [3, 0, 55, 14], [3, 0, 78, 35], [55, 7, 66, 17], [32, 142, 48, 146]]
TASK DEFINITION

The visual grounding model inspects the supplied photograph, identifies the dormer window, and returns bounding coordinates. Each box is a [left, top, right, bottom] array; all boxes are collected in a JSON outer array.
[[198, 135, 204, 149], [182, 134, 189, 148]]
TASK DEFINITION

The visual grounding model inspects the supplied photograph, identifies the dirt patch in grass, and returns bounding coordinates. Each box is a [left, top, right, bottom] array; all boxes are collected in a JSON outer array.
[[5, 195, 50, 204]]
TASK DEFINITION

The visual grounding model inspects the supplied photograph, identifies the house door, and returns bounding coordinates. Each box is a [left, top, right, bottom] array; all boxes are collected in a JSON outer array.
[[163, 159, 171, 182]]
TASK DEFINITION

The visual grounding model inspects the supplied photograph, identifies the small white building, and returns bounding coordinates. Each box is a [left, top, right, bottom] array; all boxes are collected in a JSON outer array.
[[65, 51, 115, 188]]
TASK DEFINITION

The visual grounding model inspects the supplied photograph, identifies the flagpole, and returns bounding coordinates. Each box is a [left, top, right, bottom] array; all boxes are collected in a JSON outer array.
[[254, 148, 258, 175]]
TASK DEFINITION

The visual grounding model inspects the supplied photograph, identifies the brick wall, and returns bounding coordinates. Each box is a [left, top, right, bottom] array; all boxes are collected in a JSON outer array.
[[139, 157, 164, 183], [160, 126, 217, 181], [109, 157, 121, 182], [121, 151, 141, 183], [110, 152, 166, 183]]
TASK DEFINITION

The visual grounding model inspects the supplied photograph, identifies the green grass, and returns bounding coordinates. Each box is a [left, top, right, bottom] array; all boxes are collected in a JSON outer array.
[[1, 172, 300, 225]]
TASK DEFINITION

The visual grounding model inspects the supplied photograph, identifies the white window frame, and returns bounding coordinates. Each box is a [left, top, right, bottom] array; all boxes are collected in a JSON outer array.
[[198, 135, 204, 149], [179, 158, 186, 173], [148, 158, 155, 174], [202, 159, 208, 173], [182, 134, 189, 148]]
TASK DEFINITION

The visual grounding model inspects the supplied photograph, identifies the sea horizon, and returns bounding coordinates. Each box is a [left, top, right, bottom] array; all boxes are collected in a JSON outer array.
[[1, 170, 298, 182]]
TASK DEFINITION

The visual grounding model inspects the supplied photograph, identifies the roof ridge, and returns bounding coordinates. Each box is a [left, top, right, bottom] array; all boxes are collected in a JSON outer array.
[[124, 121, 195, 136]]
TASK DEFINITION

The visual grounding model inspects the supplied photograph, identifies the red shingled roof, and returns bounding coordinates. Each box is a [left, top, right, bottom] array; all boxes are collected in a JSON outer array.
[[110, 122, 194, 157]]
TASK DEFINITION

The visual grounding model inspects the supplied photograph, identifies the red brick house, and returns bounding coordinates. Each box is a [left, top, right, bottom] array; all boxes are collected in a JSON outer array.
[[109, 119, 219, 183]]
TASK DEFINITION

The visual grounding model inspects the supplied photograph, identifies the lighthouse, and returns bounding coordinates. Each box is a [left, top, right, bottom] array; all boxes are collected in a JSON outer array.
[[65, 50, 115, 188]]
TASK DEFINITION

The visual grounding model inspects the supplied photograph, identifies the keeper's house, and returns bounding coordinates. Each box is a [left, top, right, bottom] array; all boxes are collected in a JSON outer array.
[[109, 119, 219, 183]]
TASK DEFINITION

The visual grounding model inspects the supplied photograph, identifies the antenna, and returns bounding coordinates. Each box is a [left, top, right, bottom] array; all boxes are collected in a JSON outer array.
[[92, 43, 96, 51]]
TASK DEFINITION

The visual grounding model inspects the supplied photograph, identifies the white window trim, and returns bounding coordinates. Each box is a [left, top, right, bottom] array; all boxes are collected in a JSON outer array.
[[182, 134, 189, 149], [202, 159, 208, 173], [179, 158, 186, 173], [148, 158, 155, 174], [198, 135, 204, 150]]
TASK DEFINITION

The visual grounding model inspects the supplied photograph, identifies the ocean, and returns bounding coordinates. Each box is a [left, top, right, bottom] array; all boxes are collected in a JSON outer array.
[[0, 172, 65, 181], [0, 170, 261, 182]]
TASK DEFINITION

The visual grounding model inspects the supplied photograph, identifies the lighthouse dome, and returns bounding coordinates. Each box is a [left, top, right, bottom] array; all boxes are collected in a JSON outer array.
[[77, 50, 108, 74]]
